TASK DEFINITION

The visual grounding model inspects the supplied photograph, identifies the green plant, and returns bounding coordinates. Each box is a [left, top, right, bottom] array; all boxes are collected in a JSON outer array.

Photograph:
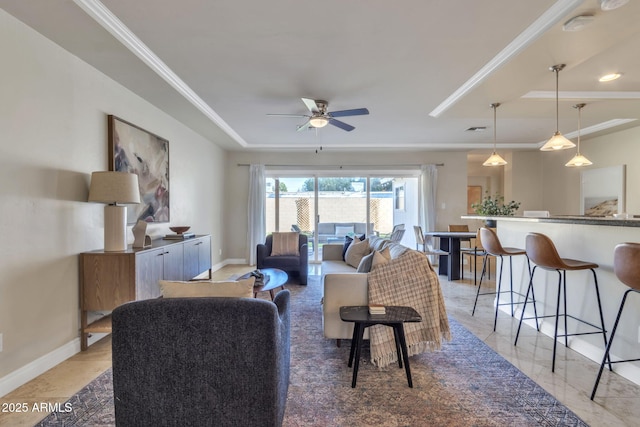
[[472, 193, 520, 216]]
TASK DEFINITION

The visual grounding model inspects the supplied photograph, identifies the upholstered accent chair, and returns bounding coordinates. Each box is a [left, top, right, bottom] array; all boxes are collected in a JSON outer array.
[[257, 233, 308, 285], [112, 291, 291, 427]]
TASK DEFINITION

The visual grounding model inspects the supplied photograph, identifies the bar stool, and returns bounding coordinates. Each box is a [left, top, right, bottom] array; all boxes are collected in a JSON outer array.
[[591, 242, 640, 400], [514, 232, 610, 373], [472, 227, 529, 331], [463, 228, 492, 286]]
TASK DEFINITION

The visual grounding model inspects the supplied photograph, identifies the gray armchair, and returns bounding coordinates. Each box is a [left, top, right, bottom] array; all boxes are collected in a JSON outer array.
[[112, 291, 291, 427], [257, 234, 308, 285]]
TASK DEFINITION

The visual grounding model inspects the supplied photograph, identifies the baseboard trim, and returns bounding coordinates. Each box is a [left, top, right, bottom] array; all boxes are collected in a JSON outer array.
[[0, 338, 80, 397], [1, 258, 252, 398]]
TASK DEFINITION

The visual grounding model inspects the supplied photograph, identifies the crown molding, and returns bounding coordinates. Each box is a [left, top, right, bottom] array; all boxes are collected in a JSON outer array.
[[429, 0, 583, 118], [73, 0, 248, 147]]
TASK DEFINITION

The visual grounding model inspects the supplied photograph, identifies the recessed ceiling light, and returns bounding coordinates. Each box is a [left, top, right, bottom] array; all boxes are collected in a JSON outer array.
[[466, 127, 486, 132], [600, 0, 629, 11], [599, 73, 622, 82], [562, 15, 595, 31]]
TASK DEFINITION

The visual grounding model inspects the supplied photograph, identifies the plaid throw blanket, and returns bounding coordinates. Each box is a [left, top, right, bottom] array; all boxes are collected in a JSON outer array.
[[368, 250, 451, 367]]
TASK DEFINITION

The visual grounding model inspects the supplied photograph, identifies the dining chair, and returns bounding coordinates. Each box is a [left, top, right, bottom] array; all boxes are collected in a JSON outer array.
[[413, 225, 448, 258], [462, 228, 492, 286], [448, 224, 473, 278]]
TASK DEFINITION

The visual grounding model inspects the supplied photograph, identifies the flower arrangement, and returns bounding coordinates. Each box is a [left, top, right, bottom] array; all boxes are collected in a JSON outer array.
[[472, 193, 521, 216]]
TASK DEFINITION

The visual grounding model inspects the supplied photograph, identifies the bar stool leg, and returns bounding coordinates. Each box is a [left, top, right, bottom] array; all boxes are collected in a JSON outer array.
[[472, 254, 489, 316], [591, 289, 633, 400], [515, 266, 535, 345], [494, 255, 505, 331], [552, 270, 563, 373], [563, 270, 569, 348], [591, 269, 612, 371]]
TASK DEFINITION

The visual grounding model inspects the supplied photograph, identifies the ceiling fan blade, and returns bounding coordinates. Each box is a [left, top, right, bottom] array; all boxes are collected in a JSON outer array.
[[329, 108, 369, 118], [329, 118, 355, 132], [297, 120, 312, 132], [266, 113, 309, 118], [301, 98, 320, 113]]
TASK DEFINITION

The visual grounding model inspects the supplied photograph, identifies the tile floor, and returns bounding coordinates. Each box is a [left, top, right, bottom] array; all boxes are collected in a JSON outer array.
[[1, 262, 639, 426]]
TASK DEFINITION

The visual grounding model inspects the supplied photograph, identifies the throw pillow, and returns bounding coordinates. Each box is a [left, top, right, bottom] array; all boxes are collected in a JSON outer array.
[[356, 251, 375, 273], [271, 231, 300, 256], [342, 235, 361, 260], [159, 277, 255, 298], [371, 247, 392, 271], [345, 238, 371, 268]]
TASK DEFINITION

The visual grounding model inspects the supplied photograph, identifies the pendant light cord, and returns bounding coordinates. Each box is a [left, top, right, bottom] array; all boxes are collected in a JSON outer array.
[[491, 102, 500, 153]]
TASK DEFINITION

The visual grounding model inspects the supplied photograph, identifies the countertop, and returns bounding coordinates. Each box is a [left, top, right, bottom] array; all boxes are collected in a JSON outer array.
[[460, 215, 640, 228]]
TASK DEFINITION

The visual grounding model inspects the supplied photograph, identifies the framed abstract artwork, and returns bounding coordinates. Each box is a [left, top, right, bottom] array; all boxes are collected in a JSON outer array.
[[580, 165, 626, 216], [108, 115, 170, 223], [467, 185, 482, 214]]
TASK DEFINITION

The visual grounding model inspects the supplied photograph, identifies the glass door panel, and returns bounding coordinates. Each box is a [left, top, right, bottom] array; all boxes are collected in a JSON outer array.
[[317, 177, 369, 247]]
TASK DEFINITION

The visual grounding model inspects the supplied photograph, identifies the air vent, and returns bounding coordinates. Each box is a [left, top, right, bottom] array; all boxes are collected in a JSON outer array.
[[466, 126, 486, 132]]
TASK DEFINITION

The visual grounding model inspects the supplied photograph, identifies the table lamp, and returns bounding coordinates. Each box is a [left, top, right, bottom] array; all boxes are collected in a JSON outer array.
[[89, 171, 141, 251]]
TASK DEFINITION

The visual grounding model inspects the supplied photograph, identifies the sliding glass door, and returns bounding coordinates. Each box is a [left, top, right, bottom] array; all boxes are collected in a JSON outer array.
[[266, 173, 419, 263]]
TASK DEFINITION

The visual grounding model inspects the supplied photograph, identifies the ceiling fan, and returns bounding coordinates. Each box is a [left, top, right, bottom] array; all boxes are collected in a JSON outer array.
[[267, 98, 369, 132]]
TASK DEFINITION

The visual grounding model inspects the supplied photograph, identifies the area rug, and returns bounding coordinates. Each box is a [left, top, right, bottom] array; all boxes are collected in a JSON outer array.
[[37, 275, 587, 426]]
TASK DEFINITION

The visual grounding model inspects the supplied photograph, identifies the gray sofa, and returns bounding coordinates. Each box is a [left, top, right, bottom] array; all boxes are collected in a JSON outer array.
[[316, 222, 374, 243], [112, 291, 291, 427]]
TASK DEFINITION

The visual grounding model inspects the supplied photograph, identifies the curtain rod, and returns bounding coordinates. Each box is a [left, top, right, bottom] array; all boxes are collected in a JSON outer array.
[[236, 163, 444, 168]]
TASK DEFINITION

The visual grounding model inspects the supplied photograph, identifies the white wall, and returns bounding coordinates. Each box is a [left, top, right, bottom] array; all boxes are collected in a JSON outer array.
[[0, 10, 226, 388]]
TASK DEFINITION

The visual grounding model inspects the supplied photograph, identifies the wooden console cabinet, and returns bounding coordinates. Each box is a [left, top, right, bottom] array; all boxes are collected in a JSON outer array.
[[79, 235, 212, 350]]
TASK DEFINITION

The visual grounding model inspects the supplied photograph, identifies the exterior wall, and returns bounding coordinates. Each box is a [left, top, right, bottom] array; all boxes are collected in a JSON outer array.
[[0, 10, 226, 390]]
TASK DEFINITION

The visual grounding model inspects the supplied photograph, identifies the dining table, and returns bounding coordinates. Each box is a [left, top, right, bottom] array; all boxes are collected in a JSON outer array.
[[423, 231, 477, 281]]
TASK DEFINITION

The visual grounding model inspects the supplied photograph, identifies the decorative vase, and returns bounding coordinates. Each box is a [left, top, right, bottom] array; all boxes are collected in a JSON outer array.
[[485, 219, 497, 228]]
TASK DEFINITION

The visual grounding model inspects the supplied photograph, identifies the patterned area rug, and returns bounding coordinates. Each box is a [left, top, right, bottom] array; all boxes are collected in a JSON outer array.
[[37, 275, 587, 426]]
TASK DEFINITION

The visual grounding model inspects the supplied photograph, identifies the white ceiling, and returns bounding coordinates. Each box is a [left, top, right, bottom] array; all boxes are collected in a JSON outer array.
[[2, 0, 640, 152]]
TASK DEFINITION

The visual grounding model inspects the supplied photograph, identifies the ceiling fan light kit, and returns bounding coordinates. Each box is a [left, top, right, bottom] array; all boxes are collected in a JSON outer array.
[[269, 98, 369, 133], [483, 103, 508, 167], [540, 64, 576, 151], [309, 116, 329, 128]]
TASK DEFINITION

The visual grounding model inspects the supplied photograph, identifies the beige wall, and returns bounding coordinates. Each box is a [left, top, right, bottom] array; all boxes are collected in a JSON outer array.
[[0, 11, 226, 381]]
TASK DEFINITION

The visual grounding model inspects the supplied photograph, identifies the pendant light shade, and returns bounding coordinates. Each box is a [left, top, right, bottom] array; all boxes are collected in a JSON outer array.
[[483, 103, 507, 166], [565, 103, 593, 167], [540, 64, 576, 151]]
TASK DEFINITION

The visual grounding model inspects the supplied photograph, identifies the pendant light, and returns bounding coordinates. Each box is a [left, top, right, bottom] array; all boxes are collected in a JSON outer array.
[[483, 103, 507, 166], [540, 64, 576, 151], [565, 103, 593, 167]]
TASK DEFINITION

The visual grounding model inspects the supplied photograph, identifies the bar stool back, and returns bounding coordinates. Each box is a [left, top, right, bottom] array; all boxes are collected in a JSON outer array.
[[515, 232, 610, 373], [591, 242, 640, 400], [472, 227, 527, 331]]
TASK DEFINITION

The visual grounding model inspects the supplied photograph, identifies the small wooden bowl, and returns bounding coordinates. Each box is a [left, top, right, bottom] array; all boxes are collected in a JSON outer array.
[[169, 226, 191, 234]]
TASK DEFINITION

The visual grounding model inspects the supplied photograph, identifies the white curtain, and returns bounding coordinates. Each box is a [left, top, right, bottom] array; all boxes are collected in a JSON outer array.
[[247, 164, 266, 266], [419, 164, 438, 251]]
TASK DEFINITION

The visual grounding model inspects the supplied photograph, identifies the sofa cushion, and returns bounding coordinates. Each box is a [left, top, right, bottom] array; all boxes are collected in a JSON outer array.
[[159, 277, 255, 298], [271, 232, 300, 256], [322, 260, 358, 275], [345, 238, 371, 268]]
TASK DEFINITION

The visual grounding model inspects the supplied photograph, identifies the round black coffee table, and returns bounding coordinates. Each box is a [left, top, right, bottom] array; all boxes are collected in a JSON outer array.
[[239, 268, 288, 300]]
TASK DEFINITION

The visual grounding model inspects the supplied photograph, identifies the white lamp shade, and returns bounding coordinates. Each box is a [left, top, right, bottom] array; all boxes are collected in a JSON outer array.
[[88, 171, 140, 204], [565, 153, 593, 167], [483, 152, 507, 166], [540, 132, 576, 151]]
